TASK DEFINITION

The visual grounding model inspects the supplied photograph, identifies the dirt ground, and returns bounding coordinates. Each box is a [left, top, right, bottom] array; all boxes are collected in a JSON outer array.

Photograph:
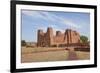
[[21, 47, 90, 63]]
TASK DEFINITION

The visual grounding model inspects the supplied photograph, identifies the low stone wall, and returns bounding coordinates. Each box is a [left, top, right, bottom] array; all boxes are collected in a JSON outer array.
[[74, 48, 90, 52]]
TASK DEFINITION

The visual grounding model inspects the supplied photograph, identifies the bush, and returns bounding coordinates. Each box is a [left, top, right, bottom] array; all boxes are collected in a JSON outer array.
[[21, 40, 26, 46], [80, 35, 88, 43]]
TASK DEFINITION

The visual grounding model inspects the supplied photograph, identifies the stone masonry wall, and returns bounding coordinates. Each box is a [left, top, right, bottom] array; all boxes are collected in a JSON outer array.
[[37, 27, 80, 47]]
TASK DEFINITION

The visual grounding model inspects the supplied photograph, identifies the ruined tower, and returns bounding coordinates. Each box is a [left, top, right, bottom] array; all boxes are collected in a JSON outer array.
[[37, 27, 80, 47], [37, 27, 54, 47]]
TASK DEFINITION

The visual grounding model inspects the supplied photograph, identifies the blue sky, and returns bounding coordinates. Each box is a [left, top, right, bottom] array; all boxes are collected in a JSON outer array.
[[21, 10, 90, 42]]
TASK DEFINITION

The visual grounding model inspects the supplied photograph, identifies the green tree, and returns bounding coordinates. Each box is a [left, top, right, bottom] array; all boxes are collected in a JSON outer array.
[[21, 40, 26, 46], [80, 35, 88, 43]]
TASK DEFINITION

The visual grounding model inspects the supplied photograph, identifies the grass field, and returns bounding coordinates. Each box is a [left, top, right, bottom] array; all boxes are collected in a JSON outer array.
[[21, 47, 90, 63], [76, 51, 90, 60]]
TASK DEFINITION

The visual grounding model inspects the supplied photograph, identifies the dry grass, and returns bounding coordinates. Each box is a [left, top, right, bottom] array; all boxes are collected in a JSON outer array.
[[21, 47, 90, 63], [22, 50, 68, 63], [22, 47, 65, 53], [76, 51, 90, 60]]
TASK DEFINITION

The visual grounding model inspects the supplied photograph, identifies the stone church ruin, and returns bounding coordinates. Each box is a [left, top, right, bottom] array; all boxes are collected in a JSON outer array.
[[37, 27, 81, 47]]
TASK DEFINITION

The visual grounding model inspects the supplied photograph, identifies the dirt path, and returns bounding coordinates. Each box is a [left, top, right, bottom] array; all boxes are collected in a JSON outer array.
[[68, 51, 78, 60]]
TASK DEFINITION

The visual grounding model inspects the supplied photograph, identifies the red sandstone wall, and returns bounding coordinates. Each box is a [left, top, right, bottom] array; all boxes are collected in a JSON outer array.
[[37, 27, 80, 47]]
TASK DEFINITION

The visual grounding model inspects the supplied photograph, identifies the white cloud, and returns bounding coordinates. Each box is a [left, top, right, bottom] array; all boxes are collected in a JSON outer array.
[[62, 19, 81, 29], [22, 10, 47, 20], [40, 11, 81, 29], [22, 10, 81, 29]]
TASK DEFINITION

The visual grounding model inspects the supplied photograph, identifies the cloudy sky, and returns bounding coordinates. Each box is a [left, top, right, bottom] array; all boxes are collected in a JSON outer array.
[[21, 10, 90, 42]]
